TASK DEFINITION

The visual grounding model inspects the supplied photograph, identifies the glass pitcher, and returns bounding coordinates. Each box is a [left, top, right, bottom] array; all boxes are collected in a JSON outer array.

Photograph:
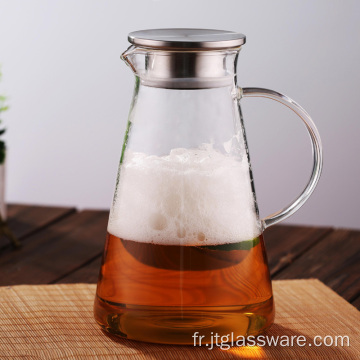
[[94, 29, 322, 345]]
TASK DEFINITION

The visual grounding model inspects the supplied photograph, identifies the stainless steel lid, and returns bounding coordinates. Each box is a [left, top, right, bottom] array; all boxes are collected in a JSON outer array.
[[128, 28, 246, 50]]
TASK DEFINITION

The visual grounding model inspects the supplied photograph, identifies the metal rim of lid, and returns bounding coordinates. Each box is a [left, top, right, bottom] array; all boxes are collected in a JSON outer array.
[[128, 28, 246, 50]]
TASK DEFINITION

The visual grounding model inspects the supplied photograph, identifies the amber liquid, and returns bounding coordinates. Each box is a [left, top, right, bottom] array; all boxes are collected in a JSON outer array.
[[94, 232, 274, 344]]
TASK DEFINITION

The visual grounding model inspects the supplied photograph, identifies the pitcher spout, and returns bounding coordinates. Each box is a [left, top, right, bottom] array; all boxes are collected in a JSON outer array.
[[121, 45, 139, 74]]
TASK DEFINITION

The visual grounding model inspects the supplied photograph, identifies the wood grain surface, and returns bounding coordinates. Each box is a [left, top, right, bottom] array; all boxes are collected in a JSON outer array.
[[275, 229, 360, 303], [0, 204, 76, 250], [0, 209, 108, 286], [0, 204, 359, 310]]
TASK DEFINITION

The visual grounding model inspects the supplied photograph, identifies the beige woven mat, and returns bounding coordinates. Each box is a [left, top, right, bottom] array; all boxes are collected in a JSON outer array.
[[0, 279, 358, 360]]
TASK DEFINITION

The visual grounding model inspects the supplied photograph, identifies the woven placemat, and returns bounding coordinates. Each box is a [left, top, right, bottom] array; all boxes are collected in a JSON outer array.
[[0, 279, 358, 359]]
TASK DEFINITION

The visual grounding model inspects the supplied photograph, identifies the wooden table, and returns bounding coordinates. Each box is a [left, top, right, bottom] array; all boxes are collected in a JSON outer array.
[[0, 204, 359, 310]]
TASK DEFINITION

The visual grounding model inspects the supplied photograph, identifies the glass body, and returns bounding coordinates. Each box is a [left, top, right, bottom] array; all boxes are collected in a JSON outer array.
[[94, 47, 274, 344], [94, 44, 322, 345]]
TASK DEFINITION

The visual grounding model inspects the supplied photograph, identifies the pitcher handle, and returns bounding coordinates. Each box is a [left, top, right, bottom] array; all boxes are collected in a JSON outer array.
[[238, 87, 323, 230]]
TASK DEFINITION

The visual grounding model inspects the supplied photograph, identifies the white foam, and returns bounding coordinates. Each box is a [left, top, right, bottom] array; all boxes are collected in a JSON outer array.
[[108, 145, 261, 246]]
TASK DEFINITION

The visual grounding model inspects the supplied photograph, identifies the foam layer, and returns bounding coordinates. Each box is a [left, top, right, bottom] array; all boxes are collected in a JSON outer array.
[[108, 145, 261, 246]]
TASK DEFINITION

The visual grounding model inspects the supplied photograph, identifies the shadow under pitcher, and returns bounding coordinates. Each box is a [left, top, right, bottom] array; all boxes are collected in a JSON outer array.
[[94, 29, 323, 345]]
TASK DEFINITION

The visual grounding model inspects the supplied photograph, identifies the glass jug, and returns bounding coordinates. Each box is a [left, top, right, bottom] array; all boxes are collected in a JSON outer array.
[[94, 29, 322, 345]]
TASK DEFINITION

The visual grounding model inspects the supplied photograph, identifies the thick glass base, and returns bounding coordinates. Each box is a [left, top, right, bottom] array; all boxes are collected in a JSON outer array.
[[94, 295, 274, 345]]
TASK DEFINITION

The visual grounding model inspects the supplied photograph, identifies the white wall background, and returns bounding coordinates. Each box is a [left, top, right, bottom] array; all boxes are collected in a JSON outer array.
[[0, 0, 359, 229]]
